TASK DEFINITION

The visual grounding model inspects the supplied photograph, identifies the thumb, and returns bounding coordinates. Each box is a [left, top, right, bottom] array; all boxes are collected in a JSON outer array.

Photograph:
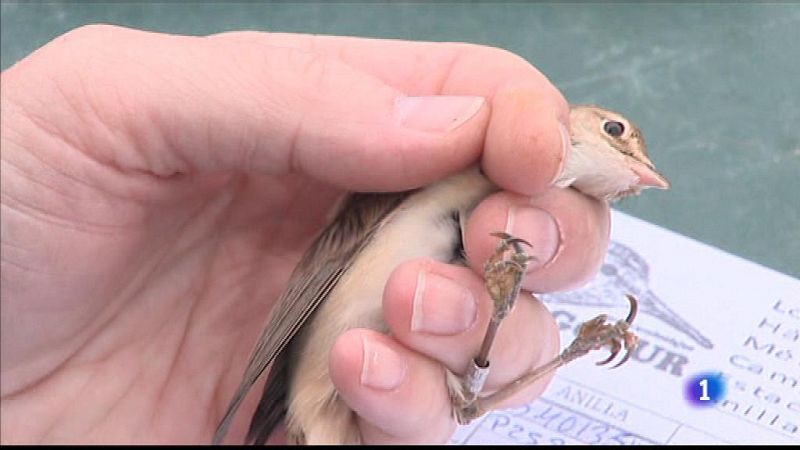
[[7, 25, 489, 191]]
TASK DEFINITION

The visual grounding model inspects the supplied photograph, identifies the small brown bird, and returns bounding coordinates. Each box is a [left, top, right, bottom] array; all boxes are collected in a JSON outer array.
[[212, 105, 669, 445]]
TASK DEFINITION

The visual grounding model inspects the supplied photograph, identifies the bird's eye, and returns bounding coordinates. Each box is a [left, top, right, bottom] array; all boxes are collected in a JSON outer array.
[[603, 121, 625, 137]]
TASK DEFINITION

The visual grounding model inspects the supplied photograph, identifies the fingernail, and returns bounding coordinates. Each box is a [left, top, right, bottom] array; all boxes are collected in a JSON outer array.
[[551, 122, 572, 185], [360, 337, 407, 390], [506, 206, 562, 270], [395, 95, 485, 132], [411, 270, 477, 335]]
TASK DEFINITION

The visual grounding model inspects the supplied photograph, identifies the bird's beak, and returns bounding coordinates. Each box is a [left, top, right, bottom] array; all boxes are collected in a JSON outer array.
[[630, 161, 670, 190]]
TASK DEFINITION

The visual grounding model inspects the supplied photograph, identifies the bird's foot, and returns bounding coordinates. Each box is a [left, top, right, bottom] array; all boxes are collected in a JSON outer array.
[[483, 231, 535, 323], [452, 231, 534, 424], [467, 232, 534, 383], [450, 234, 641, 426], [561, 294, 640, 368]]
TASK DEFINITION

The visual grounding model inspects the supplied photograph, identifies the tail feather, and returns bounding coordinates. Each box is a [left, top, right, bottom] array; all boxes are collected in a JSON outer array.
[[247, 350, 290, 445]]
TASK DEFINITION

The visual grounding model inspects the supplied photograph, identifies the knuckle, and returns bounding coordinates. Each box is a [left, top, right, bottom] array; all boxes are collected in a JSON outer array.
[[454, 42, 533, 72], [35, 24, 129, 77], [51, 24, 128, 52]]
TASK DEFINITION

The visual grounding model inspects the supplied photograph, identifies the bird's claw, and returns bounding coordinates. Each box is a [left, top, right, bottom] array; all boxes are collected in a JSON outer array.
[[484, 232, 535, 320], [561, 294, 640, 368], [488, 231, 533, 251]]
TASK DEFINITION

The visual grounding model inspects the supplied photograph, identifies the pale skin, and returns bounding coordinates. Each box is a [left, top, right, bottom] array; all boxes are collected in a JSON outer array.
[[0, 25, 610, 444]]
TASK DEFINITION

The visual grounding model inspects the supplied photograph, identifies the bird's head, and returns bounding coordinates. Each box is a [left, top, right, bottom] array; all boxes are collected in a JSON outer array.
[[554, 105, 669, 202]]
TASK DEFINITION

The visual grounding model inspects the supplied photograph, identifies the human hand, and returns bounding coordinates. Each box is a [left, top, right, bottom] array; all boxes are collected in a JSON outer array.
[[0, 25, 609, 444]]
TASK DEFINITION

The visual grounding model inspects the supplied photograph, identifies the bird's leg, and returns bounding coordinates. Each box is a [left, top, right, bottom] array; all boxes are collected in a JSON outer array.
[[452, 284, 641, 424], [452, 232, 534, 424]]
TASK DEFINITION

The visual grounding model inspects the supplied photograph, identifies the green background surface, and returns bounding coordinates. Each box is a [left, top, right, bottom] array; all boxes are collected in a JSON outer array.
[[2, 1, 799, 278]]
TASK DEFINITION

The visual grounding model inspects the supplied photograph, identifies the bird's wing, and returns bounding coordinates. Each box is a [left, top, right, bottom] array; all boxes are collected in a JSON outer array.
[[212, 191, 411, 445]]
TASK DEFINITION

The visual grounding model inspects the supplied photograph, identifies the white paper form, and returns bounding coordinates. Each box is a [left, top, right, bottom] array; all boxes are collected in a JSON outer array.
[[451, 210, 800, 445]]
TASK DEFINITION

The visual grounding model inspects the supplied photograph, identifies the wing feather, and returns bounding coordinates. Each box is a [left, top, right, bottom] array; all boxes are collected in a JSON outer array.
[[212, 191, 410, 444]]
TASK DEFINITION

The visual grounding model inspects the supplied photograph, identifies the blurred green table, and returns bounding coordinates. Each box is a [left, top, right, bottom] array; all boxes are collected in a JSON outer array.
[[2, 2, 798, 278]]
